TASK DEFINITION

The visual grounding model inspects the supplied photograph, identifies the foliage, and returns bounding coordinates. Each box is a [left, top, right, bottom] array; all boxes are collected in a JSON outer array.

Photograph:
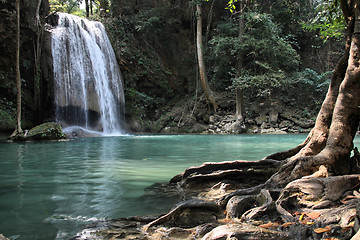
[[50, 0, 80, 14], [207, 12, 299, 90], [202, 0, 243, 13], [233, 71, 288, 97], [125, 88, 163, 120], [0, 70, 15, 93], [52, 0, 114, 17], [207, 20, 241, 89], [302, 1, 345, 40], [242, 12, 300, 73], [0, 97, 16, 130], [231, 68, 329, 118], [105, 7, 177, 112], [298, 68, 331, 95]]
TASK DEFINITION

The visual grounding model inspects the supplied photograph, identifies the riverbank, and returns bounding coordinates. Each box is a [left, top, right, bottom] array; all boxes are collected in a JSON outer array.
[[125, 93, 315, 135], [94, 158, 360, 240]]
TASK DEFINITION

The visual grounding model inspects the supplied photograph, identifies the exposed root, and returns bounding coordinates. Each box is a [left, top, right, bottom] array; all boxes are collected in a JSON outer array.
[[171, 159, 282, 191], [241, 189, 274, 221], [202, 223, 290, 240], [143, 199, 221, 231]]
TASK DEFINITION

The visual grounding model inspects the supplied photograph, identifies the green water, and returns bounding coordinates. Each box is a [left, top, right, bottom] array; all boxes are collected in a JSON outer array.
[[0, 134, 311, 239]]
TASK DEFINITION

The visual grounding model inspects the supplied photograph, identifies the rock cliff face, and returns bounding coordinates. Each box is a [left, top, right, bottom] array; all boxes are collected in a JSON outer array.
[[0, 0, 52, 131]]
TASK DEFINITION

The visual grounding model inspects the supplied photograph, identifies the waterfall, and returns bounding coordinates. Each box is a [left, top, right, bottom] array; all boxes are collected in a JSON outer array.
[[51, 13, 125, 135]]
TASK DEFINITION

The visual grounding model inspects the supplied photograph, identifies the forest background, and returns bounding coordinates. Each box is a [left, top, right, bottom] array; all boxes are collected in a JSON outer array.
[[0, 0, 345, 134]]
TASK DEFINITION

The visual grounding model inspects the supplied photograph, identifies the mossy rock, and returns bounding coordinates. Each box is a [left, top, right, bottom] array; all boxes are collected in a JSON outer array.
[[26, 122, 67, 140], [11, 122, 67, 141]]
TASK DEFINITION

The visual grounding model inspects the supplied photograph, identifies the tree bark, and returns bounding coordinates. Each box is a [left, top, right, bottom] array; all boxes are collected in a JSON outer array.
[[235, 0, 246, 122], [205, 0, 215, 42], [15, 0, 22, 134], [35, 0, 42, 27], [235, 88, 244, 122], [34, 0, 43, 113], [263, 0, 360, 185], [196, 4, 218, 112], [85, 0, 89, 17], [90, 0, 93, 15]]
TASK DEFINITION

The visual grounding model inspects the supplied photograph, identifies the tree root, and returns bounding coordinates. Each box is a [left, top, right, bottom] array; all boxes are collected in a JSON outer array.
[[143, 199, 221, 231], [170, 159, 282, 188], [141, 169, 360, 239], [202, 223, 290, 240], [95, 158, 360, 239]]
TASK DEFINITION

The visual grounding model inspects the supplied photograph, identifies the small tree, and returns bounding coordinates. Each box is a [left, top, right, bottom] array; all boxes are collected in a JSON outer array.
[[196, 1, 218, 112], [85, 0, 89, 17], [11, 0, 23, 137]]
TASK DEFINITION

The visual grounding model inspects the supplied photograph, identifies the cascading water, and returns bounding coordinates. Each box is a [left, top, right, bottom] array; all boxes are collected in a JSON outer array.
[[51, 13, 125, 135]]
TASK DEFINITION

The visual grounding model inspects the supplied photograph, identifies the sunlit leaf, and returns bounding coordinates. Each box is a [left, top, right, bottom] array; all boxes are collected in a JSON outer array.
[[314, 225, 331, 234], [259, 222, 280, 229], [282, 222, 296, 228], [306, 212, 321, 220]]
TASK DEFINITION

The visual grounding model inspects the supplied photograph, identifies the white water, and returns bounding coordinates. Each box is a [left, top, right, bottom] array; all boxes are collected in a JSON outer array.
[[51, 13, 125, 135]]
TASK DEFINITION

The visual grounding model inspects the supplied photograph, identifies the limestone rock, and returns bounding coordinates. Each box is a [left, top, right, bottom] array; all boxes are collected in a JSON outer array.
[[10, 122, 67, 141], [269, 110, 279, 125], [26, 122, 67, 140], [255, 115, 269, 126]]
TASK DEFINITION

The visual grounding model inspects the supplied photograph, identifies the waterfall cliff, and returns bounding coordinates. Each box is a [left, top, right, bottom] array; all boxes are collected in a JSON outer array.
[[51, 13, 125, 135]]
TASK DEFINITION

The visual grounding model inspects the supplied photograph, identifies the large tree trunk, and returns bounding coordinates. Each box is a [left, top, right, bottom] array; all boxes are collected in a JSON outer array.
[[264, 0, 360, 186], [196, 4, 218, 112]]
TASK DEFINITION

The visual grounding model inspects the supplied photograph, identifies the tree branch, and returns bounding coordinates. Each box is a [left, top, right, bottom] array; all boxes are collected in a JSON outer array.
[[340, 0, 353, 22]]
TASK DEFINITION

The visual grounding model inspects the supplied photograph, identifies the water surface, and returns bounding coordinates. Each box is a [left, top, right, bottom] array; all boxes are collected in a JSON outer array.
[[0, 134, 319, 239]]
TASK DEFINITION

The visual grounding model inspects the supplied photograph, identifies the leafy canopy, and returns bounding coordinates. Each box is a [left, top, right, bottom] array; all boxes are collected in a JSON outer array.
[[49, 0, 109, 16], [302, 0, 345, 40], [207, 10, 300, 92], [49, 0, 82, 14]]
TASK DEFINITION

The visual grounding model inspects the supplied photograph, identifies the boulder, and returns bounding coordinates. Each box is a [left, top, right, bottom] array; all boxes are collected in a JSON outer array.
[[279, 120, 293, 129], [10, 122, 67, 141], [62, 126, 102, 138], [255, 115, 269, 126], [224, 121, 246, 134], [269, 110, 279, 125], [260, 122, 268, 130]]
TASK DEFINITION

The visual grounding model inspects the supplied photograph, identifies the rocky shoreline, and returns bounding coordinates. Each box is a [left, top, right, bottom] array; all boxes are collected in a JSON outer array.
[[126, 94, 316, 135], [153, 111, 314, 135]]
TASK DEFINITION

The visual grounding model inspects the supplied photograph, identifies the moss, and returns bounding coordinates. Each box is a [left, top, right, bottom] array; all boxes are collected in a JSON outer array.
[[10, 122, 67, 141], [25, 122, 67, 140]]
